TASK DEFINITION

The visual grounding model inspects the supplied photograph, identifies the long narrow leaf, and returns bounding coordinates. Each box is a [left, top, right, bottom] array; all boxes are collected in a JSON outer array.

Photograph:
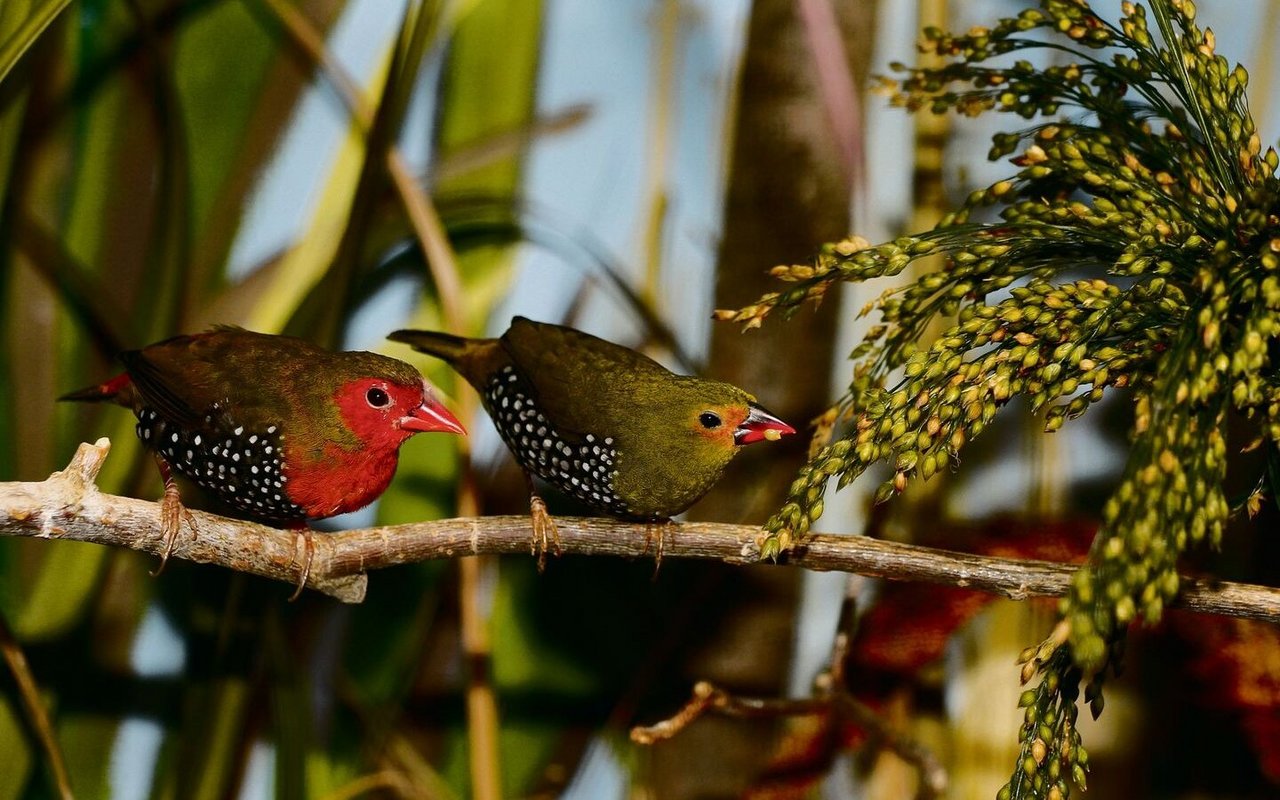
[[0, 0, 72, 86]]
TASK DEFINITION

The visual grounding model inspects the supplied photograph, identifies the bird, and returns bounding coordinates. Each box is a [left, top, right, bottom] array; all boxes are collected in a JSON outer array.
[[387, 316, 795, 567], [61, 326, 466, 596]]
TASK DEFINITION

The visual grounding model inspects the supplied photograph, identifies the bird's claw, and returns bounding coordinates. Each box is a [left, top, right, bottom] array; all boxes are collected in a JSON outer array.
[[152, 482, 196, 577], [640, 520, 672, 578], [529, 495, 561, 572], [288, 529, 314, 602]]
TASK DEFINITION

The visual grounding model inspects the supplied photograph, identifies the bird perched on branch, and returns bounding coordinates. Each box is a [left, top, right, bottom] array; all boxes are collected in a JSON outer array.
[[62, 327, 465, 596], [388, 316, 795, 566]]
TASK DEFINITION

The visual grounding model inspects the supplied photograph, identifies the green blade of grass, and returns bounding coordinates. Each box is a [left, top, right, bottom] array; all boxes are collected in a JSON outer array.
[[0, 696, 34, 799], [0, 0, 72, 86]]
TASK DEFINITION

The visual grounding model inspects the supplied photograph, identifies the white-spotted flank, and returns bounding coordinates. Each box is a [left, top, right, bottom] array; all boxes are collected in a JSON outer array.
[[136, 407, 304, 521], [485, 365, 629, 515]]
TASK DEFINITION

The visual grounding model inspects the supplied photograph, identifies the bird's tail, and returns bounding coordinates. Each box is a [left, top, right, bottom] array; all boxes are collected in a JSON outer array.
[[386, 329, 472, 364], [59, 372, 131, 403]]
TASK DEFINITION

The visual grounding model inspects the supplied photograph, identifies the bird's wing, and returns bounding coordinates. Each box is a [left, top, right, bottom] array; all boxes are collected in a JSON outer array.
[[119, 344, 213, 429], [499, 317, 665, 434], [120, 331, 268, 432]]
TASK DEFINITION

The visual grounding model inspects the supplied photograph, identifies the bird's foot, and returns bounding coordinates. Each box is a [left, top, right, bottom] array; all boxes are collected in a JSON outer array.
[[152, 458, 196, 576], [640, 520, 674, 578], [288, 528, 314, 602], [529, 494, 561, 572]]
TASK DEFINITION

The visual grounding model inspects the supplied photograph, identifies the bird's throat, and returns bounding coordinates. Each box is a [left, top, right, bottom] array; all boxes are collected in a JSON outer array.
[[283, 443, 400, 519]]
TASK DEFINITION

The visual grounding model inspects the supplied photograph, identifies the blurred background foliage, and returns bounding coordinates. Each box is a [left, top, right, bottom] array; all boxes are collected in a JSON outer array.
[[0, 1, 1277, 798]]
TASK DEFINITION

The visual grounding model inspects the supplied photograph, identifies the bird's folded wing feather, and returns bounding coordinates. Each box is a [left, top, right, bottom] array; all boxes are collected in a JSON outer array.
[[500, 317, 666, 434], [117, 335, 251, 432], [118, 349, 212, 429]]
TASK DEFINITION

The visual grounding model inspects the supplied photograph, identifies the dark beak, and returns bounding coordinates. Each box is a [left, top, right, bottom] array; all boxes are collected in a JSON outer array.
[[400, 384, 466, 435], [734, 403, 795, 445]]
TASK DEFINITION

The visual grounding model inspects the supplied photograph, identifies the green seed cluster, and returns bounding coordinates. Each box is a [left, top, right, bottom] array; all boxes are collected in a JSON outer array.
[[998, 646, 1095, 800], [725, 2, 1280, 796], [1066, 390, 1227, 666]]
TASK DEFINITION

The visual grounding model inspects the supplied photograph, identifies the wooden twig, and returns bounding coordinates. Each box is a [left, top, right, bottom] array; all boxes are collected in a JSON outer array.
[[3, 440, 1280, 621], [316, 770, 412, 800], [629, 681, 946, 799], [630, 573, 947, 798]]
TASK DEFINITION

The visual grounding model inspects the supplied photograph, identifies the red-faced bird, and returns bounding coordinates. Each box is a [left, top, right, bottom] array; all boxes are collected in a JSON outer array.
[[388, 316, 794, 565], [62, 327, 465, 595]]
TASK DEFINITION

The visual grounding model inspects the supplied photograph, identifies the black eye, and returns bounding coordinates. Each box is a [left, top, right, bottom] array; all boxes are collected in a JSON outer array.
[[366, 387, 390, 408], [699, 412, 722, 429]]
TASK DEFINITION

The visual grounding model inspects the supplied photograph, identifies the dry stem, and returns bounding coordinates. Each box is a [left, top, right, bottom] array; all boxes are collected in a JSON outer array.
[[3, 440, 1279, 623], [0, 610, 74, 799], [629, 573, 947, 797]]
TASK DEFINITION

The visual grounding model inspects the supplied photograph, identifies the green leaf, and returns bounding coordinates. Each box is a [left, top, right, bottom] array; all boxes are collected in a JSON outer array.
[[59, 713, 118, 799], [0, 696, 34, 799], [0, 0, 34, 204], [10, 544, 108, 641], [0, 0, 71, 86], [174, 1, 279, 245]]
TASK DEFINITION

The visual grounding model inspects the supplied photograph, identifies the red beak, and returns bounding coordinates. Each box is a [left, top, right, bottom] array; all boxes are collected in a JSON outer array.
[[400, 389, 466, 435], [734, 403, 795, 445]]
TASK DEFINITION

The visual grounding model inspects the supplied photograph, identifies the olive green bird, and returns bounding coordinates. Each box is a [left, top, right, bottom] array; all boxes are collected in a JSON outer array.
[[388, 316, 795, 565]]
